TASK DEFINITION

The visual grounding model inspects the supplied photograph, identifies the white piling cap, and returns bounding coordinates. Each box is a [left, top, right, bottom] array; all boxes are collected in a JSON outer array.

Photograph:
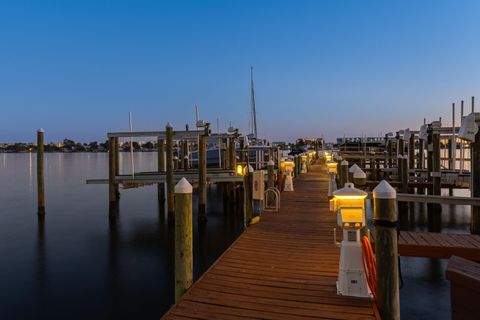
[[175, 177, 192, 194], [349, 163, 362, 173], [341, 160, 349, 166], [166, 123, 173, 128], [333, 182, 367, 196], [38, 128, 45, 133], [267, 160, 275, 166], [184, 155, 188, 159], [174, 156, 178, 160], [373, 180, 396, 199], [248, 165, 254, 173], [353, 170, 366, 179]]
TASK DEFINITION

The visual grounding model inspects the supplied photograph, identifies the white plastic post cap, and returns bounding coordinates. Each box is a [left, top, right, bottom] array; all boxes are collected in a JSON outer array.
[[248, 165, 254, 173], [174, 156, 178, 160], [267, 160, 275, 166], [175, 177, 193, 194], [166, 123, 173, 128], [373, 180, 396, 199], [353, 170, 366, 178], [38, 128, 45, 133], [349, 163, 362, 173], [184, 155, 189, 159], [341, 160, 349, 166]]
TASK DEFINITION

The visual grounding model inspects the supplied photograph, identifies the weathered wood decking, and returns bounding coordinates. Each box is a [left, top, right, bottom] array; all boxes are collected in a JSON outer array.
[[162, 163, 379, 320], [399, 231, 480, 261]]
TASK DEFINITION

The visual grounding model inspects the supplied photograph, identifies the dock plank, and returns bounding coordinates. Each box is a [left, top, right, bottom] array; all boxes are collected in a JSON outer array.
[[398, 231, 480, 261], [162, 163, 378, 319]]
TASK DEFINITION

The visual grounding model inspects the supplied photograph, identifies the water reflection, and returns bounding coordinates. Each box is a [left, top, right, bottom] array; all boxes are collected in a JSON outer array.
[[35, 215, 47, 308]]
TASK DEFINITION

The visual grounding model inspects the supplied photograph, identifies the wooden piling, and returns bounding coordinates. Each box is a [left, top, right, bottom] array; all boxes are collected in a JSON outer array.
[[113, 137, 120, 200], [37, 129, 45, 216], [267, 159, 275, 205], [373, 181, 400, 320], [408, 132, 415, 170], [243, 165, 254, 226], [401, 156, 408, 193], [198, 134, 207, 221], [228, 137, 236, 170], [108, 136, 117, 215], [174, 178, 193, 301], [471, 116, 480, 234], [157, 138, 165, 205], [340, 160, 348, 188], [398, 135, 404, 157], [166, 124, 174, 219]]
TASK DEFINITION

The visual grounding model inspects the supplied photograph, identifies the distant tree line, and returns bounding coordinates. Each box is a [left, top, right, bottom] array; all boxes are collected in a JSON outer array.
[[0, 139, 161, 153]]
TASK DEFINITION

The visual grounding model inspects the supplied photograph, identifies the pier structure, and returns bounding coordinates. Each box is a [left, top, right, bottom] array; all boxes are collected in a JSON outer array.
[[162, 161, 380, 320], [86, 124, 308, 223]]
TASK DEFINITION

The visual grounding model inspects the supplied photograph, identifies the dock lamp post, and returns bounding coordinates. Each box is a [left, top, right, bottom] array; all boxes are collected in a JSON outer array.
[[283, 160, 295, 192], [330, 183, 371, 298]]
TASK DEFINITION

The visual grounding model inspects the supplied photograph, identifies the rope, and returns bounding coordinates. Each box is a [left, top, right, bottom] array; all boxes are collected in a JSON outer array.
[[361, 235, 377, 300]]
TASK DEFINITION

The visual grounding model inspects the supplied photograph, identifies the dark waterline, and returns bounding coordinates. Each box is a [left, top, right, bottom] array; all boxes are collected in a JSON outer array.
[[0, 153, 244, 319], [0, 153, 471, 319]]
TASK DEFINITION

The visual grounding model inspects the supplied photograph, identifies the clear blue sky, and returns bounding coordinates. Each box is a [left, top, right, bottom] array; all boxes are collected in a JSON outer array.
[[1, 0, 479, 143]]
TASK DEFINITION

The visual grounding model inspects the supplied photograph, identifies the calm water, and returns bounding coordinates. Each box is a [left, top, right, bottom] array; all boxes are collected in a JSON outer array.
[[0, 152, 244, 319], [0, 153, 471, 319]]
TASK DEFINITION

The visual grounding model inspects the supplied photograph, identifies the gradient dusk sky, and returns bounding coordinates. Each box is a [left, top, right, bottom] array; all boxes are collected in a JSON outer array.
[[1, 0, 479, 143]]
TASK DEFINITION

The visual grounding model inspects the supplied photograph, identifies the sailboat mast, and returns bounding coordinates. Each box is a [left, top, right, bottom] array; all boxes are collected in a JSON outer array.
[[250, 66, 257, 139]]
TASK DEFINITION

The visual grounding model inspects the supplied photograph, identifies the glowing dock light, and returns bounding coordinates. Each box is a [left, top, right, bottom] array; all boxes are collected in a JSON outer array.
[[282, 159, 295, 191], [236, 164, 246, 176], [327, 161, 338, 175], [331, 183, 370, 298], [325, 152, 333, 162]]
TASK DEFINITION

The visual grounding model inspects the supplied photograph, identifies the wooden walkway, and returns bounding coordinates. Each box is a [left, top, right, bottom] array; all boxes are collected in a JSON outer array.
[[399, 231, 480, 261], [162, 163, 379, 320]]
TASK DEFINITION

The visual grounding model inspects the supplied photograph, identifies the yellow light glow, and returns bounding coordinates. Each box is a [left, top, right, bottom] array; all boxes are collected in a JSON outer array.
[[327, 161, 337, 174], [284, 160, 295, 167], [236, 164, 244, 176], [333, 195, 368, 200]]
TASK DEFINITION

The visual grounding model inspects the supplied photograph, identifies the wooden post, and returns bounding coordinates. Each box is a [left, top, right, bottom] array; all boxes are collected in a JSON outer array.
[[471, 114, 480, 234], [398, 135, 404, 157], [198, 134, 207, 221], [451, 103, 457, 170], [427, 124, 442, 230], [183, 156, 189, 171], [408, 132, 415, 170], [387, 138, 393, 168], [373, 181, 400, 320], [37, 129, 45, 216], [113, 137, 120, 200], [229, 137, 236, 170], [340, 160, 348, 188], [108, 136, 117, 215], [401, 156, 408, 193], [174, 178, 193, 301], [166, 124, 174, 219], [432, 129, 441, 197], [397, 155, 403, 182], [267, 159, 275, 205], [157, 138, 165, 205], [243, 165, 254, 226]]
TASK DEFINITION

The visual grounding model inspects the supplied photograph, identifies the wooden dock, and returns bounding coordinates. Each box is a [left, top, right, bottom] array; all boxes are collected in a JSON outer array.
[[162, 163, 379, 320], [398, 231, 480, 261]]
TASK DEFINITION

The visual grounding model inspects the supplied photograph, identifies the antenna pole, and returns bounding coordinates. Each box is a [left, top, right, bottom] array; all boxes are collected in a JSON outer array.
[[250, 66, 257, 139]]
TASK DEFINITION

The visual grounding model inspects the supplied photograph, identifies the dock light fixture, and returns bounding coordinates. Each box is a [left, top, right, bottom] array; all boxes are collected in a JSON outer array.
[[236, 164, 246, 176], [327, 161, 337, 175], [283, 160, 295, 192], [331, 183, 370, 298], [325, 152, 333, 162]]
